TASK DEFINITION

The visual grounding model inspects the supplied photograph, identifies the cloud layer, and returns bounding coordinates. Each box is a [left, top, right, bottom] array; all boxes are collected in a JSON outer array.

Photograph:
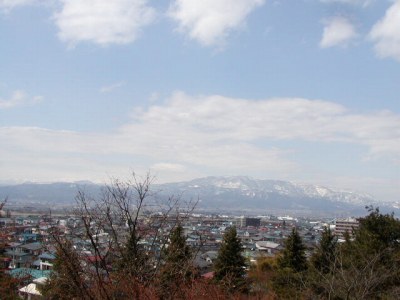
[[1, 92, 399, 188], [168, 0, 265, 46], [369, 1, 400, 61], [320, 17, 357, 48], [54, 0, 155, 46]]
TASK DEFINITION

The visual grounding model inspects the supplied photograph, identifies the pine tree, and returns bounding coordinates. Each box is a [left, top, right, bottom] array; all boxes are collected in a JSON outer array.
[[39, 240, 89, 299], [159, 225, 192, 299], [357, 206, 400, 251], [311, 227, 337, 273], [271, 228, 308, 298], [277, 227, 307, 272], [309, 208, 400, 299], [213, 226, 247, 292], [118, 231, 149, 280]]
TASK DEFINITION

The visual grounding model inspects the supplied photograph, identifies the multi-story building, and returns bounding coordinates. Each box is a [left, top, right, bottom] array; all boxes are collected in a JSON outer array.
[[238, 217, 261, 228], [335, 218, 359, 238]]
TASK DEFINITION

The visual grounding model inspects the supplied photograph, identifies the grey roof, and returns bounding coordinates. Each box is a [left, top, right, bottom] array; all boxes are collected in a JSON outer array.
[[20, 242, 43, 251], [32, 259, 41, 267], [5, 250, 30, 257], [39, 252, 55, 260]]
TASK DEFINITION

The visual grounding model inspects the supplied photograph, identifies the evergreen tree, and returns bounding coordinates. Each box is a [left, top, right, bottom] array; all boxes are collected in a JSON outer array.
[[357, 206, 400, 251], [311, 227, 337, 273], [213, 226, 247, 292], [271, 228, 308, 298], [277, 227, 307, 272], [309, 208, 400, 299], [118, 230, 149, 280], [159, 224, 192, 299], [40, 240, 89, 299]]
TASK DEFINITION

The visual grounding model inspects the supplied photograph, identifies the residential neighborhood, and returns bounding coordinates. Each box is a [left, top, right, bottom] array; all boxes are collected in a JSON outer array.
[[1, 202, 345, 299]]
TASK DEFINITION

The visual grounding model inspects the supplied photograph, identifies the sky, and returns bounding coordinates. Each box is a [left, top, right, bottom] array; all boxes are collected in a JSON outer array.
[[0, 0, 399, 202]]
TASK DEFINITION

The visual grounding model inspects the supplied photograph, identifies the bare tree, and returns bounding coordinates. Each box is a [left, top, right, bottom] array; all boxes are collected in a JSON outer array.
[[43, 172, 198, 299]]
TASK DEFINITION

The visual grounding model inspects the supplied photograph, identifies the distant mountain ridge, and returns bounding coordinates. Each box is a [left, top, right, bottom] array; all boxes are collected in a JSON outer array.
[[0, 176, 396, 216], [156, 176, 382, 215]]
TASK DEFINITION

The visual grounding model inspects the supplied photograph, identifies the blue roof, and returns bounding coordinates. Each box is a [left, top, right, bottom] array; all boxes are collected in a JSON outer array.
[[7, 268, 52, 279], [21, 233, 38, 237]]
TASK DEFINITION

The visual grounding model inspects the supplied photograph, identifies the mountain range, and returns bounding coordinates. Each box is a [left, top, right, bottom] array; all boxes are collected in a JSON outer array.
[[0, 176, 397, 216]]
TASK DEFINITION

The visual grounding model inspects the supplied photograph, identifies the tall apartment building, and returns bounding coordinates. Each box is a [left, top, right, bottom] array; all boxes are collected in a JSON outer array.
[[335, 218, 359, 237], [238, 217, 261, 227]]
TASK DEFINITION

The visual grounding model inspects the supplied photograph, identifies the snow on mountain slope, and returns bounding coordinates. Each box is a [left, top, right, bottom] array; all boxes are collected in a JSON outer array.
[[158, 176, 380, 214], [0, 176, 392, 216]]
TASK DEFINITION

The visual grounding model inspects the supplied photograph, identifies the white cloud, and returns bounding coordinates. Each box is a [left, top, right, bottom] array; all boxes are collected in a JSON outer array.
[[54, 0, 156, 46], [1, 92, 399, 199], [168, 0, 265, 47], [320, 17, 358, 48], [369, 1, 400, 62], [0, 90, 43, 109], [99, 82, 125, 93]]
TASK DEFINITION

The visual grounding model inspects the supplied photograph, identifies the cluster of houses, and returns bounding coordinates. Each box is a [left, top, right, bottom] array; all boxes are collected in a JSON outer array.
[[0, 210, 355, 299]]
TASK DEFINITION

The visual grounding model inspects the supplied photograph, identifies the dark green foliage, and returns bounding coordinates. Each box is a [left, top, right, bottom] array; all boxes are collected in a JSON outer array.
[[159, 225, 193, 299], [162, 225, 191, 271], [271, 268, 309, 299], [357, 206, 400, 250], [40, 240, 89, 299], [311, 227, 337, 274], [213, 226, 247, 292], [118, 231, 149, 281], [277, 227, 307, 272], [308, 207, 400, 299], [272, 228, 308, 298]]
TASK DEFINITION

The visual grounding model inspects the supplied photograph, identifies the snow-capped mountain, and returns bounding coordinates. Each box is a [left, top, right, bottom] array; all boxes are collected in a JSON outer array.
[[156, 176, 381, 215], [0, 176, 395, 216]]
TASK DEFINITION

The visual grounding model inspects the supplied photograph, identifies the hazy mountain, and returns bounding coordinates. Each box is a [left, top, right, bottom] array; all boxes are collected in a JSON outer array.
[[0, 176, 396, 216], [0, 182, 99, 206], [156, 176, 384, 216]]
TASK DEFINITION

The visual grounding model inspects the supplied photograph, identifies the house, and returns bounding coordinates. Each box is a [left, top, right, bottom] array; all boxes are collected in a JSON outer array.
[[20, 242, 43, 256], [18, 277, 47, 300], [18, 283, 42, 300], [255, 241, 281, 254], [38, 252, 55, 271], [4, 243, 32, 268]]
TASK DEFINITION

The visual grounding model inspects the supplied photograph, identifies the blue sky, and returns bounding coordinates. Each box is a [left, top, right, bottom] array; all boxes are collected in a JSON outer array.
[[0, 0, 399, 202]]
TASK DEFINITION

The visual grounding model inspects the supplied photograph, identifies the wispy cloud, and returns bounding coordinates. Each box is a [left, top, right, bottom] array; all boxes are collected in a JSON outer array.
[[320, 17, 358, 48], [99, 82, 125, 94], [0, 90, 43, 109], [1, 92, 399, 185], [53, 0, 156, 46], [369, 0, 400, 62], [168, 0, 265, 47]]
